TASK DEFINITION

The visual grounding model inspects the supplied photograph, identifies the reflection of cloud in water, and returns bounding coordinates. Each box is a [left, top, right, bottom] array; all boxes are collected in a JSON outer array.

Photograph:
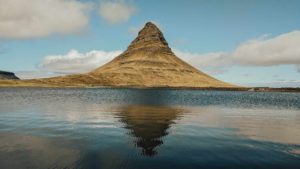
[[180, 106, 300, 145], [0, 133, 80, 169], [289, 149, 300, 155], [228, 109, 300, 145], [117, 105, 183, 156]]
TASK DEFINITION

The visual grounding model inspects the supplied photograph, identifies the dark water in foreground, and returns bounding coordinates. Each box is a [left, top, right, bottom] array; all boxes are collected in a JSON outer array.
[[0, 88, 300, 169]]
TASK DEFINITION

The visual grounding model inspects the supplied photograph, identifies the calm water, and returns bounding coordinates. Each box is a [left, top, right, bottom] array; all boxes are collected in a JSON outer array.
[[0, 88, 300, 169]]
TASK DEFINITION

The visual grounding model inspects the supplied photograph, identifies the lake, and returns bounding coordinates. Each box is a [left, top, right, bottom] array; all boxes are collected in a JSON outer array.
[[0, 88, 300, 169]]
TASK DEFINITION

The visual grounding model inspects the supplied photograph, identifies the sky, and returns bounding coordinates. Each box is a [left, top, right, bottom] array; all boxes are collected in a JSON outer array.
[[0, 0, 300, 87]]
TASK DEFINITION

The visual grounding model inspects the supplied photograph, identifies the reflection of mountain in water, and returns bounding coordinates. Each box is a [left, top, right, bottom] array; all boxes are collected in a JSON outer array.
[[118, 105, 183, 156]]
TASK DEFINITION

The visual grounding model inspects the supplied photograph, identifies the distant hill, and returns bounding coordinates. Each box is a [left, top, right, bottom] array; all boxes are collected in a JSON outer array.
[[0, 71, 19, 80], [0, 22, 235, 88]]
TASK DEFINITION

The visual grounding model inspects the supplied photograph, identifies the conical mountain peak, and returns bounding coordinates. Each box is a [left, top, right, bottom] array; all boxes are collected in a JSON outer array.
[[127, 22, 169, 50], [88, 22, 234, 88], [141, 22, 163, 35]]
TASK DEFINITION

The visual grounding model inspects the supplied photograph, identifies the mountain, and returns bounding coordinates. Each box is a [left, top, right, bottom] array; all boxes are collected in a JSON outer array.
[[0, 22, 236, 88], [0, 71, 19, 80]]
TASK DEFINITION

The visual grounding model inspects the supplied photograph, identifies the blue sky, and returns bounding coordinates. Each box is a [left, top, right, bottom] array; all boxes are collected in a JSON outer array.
[[0, 0, 300, 87]]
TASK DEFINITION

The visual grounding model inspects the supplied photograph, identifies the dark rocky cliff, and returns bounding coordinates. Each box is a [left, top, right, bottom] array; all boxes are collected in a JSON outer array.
[[0, 71, 19, 80]]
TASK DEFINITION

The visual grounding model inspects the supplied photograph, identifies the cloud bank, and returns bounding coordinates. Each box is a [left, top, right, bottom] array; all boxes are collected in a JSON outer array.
[[0, 0, 138, 39], [0, 0, 92, 39], [99, 0, 137, 24], [231, 31, 300, 66], [174, 30, 300, 74], [40, 49, 122, 74]]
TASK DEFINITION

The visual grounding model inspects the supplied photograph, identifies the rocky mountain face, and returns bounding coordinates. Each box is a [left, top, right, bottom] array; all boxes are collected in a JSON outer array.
[[0, 22, 235, 88], [0, 71, 19, 80], [127, 22, 169, 51]]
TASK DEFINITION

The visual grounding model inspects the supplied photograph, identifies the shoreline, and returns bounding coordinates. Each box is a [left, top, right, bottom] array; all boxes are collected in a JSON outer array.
[[0, 85, 299, 92]]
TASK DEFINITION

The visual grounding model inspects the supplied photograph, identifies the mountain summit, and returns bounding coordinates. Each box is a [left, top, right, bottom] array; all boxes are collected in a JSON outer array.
[[127, 22, 169, 50], [0, 22, 235, 88]]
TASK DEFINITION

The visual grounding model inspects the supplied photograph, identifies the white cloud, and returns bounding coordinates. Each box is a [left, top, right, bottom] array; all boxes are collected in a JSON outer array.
[[40, 49, 122, 74], [99, 0, 137, 24], [0, 0, 93, 39], [174, 30, 300, 74], [231, 31, 300, 66]]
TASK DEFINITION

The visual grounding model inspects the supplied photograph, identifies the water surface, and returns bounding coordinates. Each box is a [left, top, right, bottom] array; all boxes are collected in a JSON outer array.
[[0, 88, 300, 169]]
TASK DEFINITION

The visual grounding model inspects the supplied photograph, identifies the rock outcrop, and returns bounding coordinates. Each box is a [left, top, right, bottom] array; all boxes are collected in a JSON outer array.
[[0, 22, 235, 88], [0, 71, 19, 80]]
